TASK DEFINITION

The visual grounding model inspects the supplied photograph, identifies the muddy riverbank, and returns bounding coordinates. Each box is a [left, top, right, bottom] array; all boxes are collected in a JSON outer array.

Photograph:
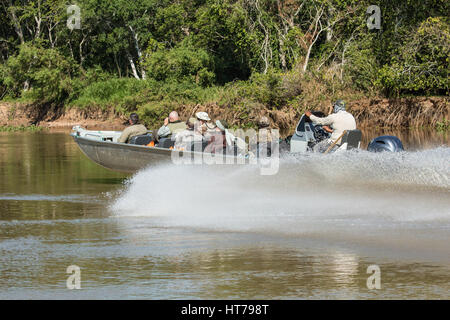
[[1, 96, 448, 135]]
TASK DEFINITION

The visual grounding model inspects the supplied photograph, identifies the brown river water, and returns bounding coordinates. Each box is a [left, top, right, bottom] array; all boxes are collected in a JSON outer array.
[[0, 129, 449, 299]]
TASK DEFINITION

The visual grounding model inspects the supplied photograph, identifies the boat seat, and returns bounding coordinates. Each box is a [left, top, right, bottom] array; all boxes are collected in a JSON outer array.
[[129, 134, 152, 145], [158, 137, 175, 149], [341, 129, 362, 150]]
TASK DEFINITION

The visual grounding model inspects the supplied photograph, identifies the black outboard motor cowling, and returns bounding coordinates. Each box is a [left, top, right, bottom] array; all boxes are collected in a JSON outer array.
[[367, 135, 404, 152]]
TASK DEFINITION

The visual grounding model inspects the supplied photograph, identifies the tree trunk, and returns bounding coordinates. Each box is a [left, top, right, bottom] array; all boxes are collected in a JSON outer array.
[[303, 44, 312, 72], [274, 25, 286, 70], [128, 26, 146, 79], [254, 0, 270, 74], [8, 1, 25, 44], [326, 7, 333, 42], [114, 52, 122, 78], [79, 36, 87, 68], [302, 7, 326, 72], [127, 52, 140, 79], [34, 0, 42, 39]]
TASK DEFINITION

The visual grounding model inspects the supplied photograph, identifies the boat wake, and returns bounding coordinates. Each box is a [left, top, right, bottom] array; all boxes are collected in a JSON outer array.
[[110, 147, 450, 258]]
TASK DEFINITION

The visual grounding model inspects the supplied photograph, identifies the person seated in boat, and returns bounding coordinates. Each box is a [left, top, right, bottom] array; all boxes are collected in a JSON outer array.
[[194, 111, 212, 135], [205, 120, 217, 132], [117, 113, 148, 144], [204, 120, 228, 154], [174, 117, 203, 151], [256, 116, 274, 156], [157, 111, 188, 139], [212, 119, 248, 156], [305, 100, 356, 153]]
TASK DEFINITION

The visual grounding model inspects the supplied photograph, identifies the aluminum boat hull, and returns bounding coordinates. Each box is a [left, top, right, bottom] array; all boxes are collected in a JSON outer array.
[[71, 134, 249, 173]]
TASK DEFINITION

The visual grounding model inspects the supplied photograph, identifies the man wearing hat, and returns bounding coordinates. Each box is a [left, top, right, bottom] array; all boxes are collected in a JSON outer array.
[[254, 116, 274, 156], [257, 116, 270, 129], [204, 120, 228, 154], [194, 111, 213, 135], [305, 100, 356, 152], [257, 116, 273, 143]]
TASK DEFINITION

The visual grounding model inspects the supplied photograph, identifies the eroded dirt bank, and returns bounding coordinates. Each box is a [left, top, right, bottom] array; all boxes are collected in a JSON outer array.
[[1, 96, 448, 135], [0, 104, 125, 130]]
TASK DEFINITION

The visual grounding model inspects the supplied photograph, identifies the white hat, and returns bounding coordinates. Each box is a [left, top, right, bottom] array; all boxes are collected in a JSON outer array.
[[195, 112, 211, 121]]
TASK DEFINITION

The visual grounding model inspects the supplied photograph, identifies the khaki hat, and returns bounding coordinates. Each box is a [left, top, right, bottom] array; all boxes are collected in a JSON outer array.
[[195, 112, 211, 121]]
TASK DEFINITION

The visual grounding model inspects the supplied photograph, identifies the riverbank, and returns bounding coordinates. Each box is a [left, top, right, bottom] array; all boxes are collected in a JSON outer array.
[[1, 96, 448, 135], [0, 102, 125, 130]]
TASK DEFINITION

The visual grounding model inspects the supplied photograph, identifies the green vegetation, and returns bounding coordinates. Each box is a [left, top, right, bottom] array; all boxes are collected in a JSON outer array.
[[0, 0, 448, 127], [0, 125, 45, 132], [435, 120, 449, 131]]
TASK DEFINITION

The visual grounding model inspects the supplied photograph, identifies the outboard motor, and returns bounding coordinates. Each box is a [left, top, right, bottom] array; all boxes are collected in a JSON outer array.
[[367, 136, 404, 152]]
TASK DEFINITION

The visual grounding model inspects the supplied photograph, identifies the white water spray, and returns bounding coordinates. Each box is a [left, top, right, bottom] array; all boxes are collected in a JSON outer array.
[[111, 148, 449, 234]]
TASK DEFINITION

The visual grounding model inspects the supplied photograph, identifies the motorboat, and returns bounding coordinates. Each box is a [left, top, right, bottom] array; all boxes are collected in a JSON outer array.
[[71, 112, 402, 173]]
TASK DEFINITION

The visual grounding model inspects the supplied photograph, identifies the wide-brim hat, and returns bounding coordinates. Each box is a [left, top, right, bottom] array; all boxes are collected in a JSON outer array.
[[216, 120, 229, 132], [195, 112, 211, 121]]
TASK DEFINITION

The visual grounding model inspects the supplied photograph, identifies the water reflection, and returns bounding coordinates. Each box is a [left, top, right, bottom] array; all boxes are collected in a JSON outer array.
[[1, 215, 449, 299], [361, 128, 448, 150], [0, 132, 127, 220]]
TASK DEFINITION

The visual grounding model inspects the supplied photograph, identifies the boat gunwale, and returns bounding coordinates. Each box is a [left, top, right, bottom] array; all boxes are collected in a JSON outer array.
[[70, 133, 245, 160]]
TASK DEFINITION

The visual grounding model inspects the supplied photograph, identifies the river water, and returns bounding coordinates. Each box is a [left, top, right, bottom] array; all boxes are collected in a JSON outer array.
[[0, 130, 449, 299]]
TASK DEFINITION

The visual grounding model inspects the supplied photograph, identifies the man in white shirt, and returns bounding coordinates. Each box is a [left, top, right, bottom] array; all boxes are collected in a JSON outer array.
[[305, 100, 356, 152]]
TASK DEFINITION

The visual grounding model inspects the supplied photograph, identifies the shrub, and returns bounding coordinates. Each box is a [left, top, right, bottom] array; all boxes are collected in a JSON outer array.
[[3, 44, 77, 103], [69, 78, 156, 111], [143, 44, 215, 86], [138, 102, 174, 129], [0, 64, 6, 98], [377, 17, 450, 95], [246, 69, 287, 108], [342, 35, 380, 93]]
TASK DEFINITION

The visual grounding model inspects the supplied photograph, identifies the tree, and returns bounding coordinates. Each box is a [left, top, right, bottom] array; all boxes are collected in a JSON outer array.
[[378, 17, 450, 95], [3, 44, 76, 103]]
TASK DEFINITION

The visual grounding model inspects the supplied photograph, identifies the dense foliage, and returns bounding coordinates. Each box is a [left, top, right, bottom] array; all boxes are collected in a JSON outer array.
[[0, 0, 448, 119]]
